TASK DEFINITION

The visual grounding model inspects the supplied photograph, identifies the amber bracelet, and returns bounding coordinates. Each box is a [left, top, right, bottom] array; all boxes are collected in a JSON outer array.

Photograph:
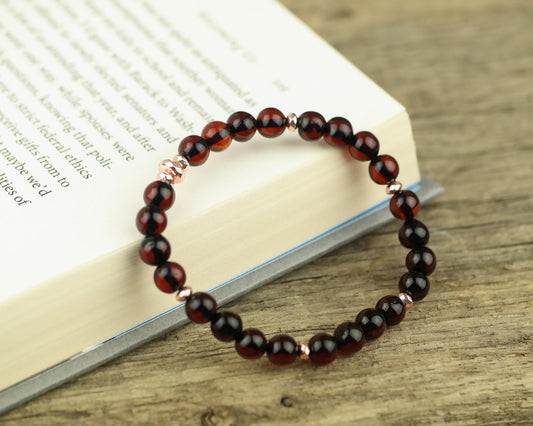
[[136, 108, 436, 366]]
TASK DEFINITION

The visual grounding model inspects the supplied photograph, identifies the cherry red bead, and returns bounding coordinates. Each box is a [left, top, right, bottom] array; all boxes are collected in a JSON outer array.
[[323, 117, 353, 146], [334, 321, 366, 355], [376, 295, 406, 326], [308, 333, 338, 366], [201, 121, 233, 152], [390, 190, 420, 220], [143, 181, 174, 211], [347, 131, 380, 161], [235, 328, 267, 360], [369, 155, 399, 184], [185, 292, 218, 323], [139, 234, 171, 266], [136, 206, 167, 235], [179, 135, 209, 166], [227, 111, 256, 141], [153, 262, 186, 293], [211, 311, 243, 342], [297, 111, 326, 141], [355, 308, 387, 340], [406, 247, 436, 275], [399, 272, 430, 301], [399, 219, 429, 248], [256, 107, 286, 138], [266, 334, 298, 366]]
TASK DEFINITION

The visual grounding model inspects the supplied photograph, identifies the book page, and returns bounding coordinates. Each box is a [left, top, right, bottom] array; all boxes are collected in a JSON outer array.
[[0, 0, 405, 300]]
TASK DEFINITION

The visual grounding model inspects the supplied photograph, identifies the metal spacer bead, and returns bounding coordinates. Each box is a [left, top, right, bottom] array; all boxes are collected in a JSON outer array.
[[286, 113, 298, 132], [399, 292, 414, 309], [157, 171, 174, 185], [172, 155, 190, 172], [298, 342, 310, 361], [176, 286, 193, 302], [158, 159, 185, 185], [386, 180, 403, 194]]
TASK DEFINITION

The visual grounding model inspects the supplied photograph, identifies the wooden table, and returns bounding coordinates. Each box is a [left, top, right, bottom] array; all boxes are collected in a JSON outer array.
[[2, 0, 532, 424]]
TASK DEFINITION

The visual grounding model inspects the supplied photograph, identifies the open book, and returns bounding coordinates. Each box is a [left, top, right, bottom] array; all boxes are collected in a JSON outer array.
[[0, 0, 441, 412]]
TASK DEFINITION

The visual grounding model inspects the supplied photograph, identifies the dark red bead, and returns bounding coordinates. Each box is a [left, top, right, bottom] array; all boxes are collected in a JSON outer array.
[[256, 107, 286, 138], [266, 334, 298, 366], [334, 321, 366, 355], [399, 272, 430, 301], [179, 135, 209, 166], [201, 121, 232, 152], [227, 111, 256, 141], [323, 117, 353, 146], [297, 111, 325, 141], [143, 181, 174, 211], [153, 262, 186, 293], [406, 247, 436, 275], [355, 308, 386, 340], [235, 328, 267, 360], [376, 295, 406, 326], [369, 155, 399, 184], [211, 311, 243, 342], [347, 131, 380, 161], [185, 292, 217, 323], [308, 333, 338, 366], [136, 206, 167, 235], [390, 190, 420, 220], [399, 219, 429, 248], [139, 234, 171, 266]]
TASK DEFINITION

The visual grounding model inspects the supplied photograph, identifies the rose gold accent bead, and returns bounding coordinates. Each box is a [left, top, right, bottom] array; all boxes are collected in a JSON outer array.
[[172, 155, 190, 172], [399, 292, 414, 309], [298, 342, 310, 361], [176, 286, 192, 302], [286, 113, 298, 132], [158, 159, 185, 185], [157, 172, 174, 185], [386, 180, 403, 194]]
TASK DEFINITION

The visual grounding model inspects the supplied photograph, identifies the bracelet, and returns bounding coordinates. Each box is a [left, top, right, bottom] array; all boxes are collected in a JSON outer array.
[[136, 108, 436, 366]]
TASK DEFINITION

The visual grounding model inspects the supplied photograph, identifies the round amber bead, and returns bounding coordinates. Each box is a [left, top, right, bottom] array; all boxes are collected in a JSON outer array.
[[376, 295, 406, 326], [347, 131, 380, 161], [369, 155, 399, 184], [323, 116, 353, 146], [227, 111, 256, 141], [185, 292, 218, 323], [201, 121, 233, 152], [399, 219, 429, 248], [153, 262, 186, 293], [211, 311, 243, 342], [355, 308, 386, 340], [179, 135, 209, 166], [334, 322, 366, 355], [406, 247, 436, 275], [143, 181, 174, 210], [136, 206, 167, 235], [235, 328, 267, 360], [139, 234, 171, 266], [266, 334, 298, 366], [399, 272, 430, 301], [256, 107, 286, 138], [308, 333, 338, 366], [390, 190, 420, 220], [297, 111, 326, 141]]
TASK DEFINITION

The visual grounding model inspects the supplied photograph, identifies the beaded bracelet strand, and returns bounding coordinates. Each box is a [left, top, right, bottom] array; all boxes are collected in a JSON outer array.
[[136, 108, 436, 366]]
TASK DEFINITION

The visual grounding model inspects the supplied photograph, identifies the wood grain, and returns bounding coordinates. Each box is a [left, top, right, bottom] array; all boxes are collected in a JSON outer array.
[[2, 0, 532, 424]]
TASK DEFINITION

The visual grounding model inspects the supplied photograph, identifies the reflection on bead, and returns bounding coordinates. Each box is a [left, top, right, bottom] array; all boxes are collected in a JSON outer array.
[[399, 272, 430, 301], [136, 206, 167, 235], [406, 247, 436, 275], [399, 292, 414, 309], [324, 117, 353, 146], [257, 107, 286, 138], [308, 333, 338, 365], [399, 219, 429, 248], [355, 308, 386, 340], [369, 155, 400, 184], [390, 190, 420, 220], [211, 311, 243, 342], [227, 111, 256, 141], [376, 295, 406, 326], [139, 234, 171, 266], [267, 334, 298, 366], [298, 111, 325, 141], [235, 328, 267, 360], [298, 342, 310, 361], [143, 181, 175, 210], [286, 113, 298, 132], [348, 131, 380, 161], [154, 261, 186, 293], [176, 286, 192, 302]]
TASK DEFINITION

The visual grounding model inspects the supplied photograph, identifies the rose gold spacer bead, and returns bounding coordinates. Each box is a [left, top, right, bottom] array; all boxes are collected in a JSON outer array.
[[386, 180, 403, 194], [176, 286, 192, 302], [399, 292, 414, 309], [172, 155, 190, 172], [298, 342, 310, 361], [158, 159, 185, 185], [157, 171, 174, 185], [286, 113, 298, 132]]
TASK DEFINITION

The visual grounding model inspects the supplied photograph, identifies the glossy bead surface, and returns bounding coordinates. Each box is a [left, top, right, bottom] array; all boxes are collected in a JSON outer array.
[[201, 121, 232, 152], [185, 292, 218, 323], [376, 295, 406, 326], [333, 321, 366, 355], [153, 261, 186, 293], [143, 181, 175, 210], [235, 328, 267, 360], [179, 135, 209, 166], [211, 311, 243, 342], [355, 308, 387, 340], [227, 111, 256, 141], [266, 334, 298, 366], [406, 247, 437, 275], [323, 117, 353, 146], [390, 190, 420, 220], [308, 333, 338, 366], [256, 107, 286, 138], [348, 131, 380, 161], [139, 234, 171, 265], [369, 155, 400, 184], [297, 111, 325, 141], [399, 219, 429, 248], [136, 206, 167, 235], [399, 272, 430, 301]]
